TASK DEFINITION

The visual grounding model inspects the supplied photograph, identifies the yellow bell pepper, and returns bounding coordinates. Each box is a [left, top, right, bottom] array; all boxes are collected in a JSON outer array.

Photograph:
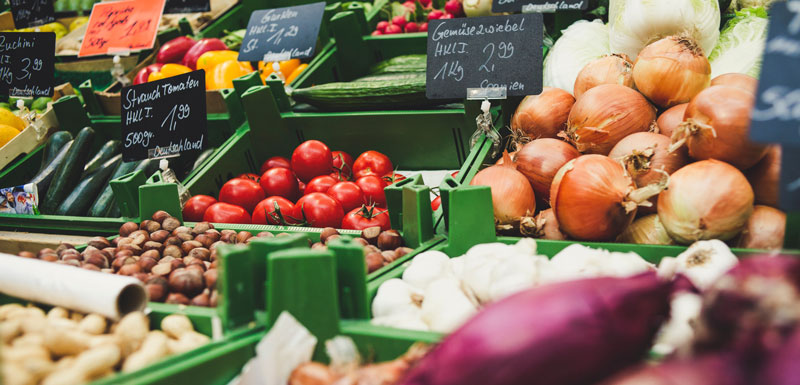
[[196, 50, 252, 73], [206, 61, 252, 90], [285, 63, 308, 85], [258, 59, 302, 83], [279, 59, 301, 78], [148, 63, 192, 82]]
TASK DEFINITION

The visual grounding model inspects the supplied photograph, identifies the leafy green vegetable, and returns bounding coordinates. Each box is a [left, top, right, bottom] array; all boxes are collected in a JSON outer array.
[[708, 7, 768, 79], [222, 29, 246, 51]]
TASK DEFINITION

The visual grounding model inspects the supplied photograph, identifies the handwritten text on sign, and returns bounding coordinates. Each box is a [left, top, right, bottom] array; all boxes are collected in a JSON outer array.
[[163, 0, 211, 14], [9, 0, 55, 29], [425, 14, 543, 99], [78, 0, 165, 57], [121, 70, 207, 162], [0, 32, 55, 97], [237, 2, 325, 62], [492, 0, 587, 13]]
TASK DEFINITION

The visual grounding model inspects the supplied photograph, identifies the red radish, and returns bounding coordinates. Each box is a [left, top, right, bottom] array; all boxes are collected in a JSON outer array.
[[419, 22, 428, 32], [445, 0, 464, 16], [404, 22, 419, 33], [428, 10, 444, 20], [384, 24, 402, 34], [376, 20, 389, 32], [403, 0, 416, 9], [392, 15, 408, 28], [371, 30, 382, 36], [440, 13, 453, 19]]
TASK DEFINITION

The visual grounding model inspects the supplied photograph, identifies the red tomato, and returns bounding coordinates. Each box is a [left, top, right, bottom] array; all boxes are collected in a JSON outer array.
[[219, 178, 265, 213], [238, 173, 260, 182], [260, 167, 300, 201], [295, 193, 344, 228], [332, 151, 354, 178], [203, 202, 251, 224], [291, 140, 332, 182], [356, 175, 387, 207], [341, 205, 391, 231], [326, 181, 363, 213], [353, 151, 393, 179], [383, 171, 407, 185], [431, 195, 441, 211], [297, 179, 306, 193], [252, 196, 299, 225], [305, 175, 338, 195], [182, 195, 217, 222], [260, 156, 291, 174]]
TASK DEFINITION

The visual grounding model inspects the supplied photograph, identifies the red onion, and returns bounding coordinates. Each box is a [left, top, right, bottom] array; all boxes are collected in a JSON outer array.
[[710, 73, 757, 94], [573, 54, 635, 99], [633, 36, 711, 108], [563, 84, 656, 155], [470, 152, 536, 226], [515, 138, 580, 203], [746, 146, 781, 207], [656, 103, 688, 139], [735, 205, 786, 250], [400, 273, 672, 385], [759, 328, 800, 385], [602, 353, 748, 385], [511, 87, 575, 140]]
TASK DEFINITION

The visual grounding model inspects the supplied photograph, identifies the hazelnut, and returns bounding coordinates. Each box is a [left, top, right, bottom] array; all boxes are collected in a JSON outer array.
[[163, 245, 183, 259], [150, 230, 170, 243], [172, 226, 192, 235], [119, 222, 138, 237], [320, 227, 340, 244], [204, 269, 217, 290], [352, 237, 369, 247], [194, 234, 213, 249], [165, 293, 190, 305], [381, 250, 399, 263], [162, 217, 181, 232], [118, 264, 142, 276], [188, 247, 210, 261], [181, 240, 203, 255], [87, 237, 111, 250], [191, 292, 210, 307], [365, 252, 383, 273], [138, 257, 158, 273], [170, 259, 186, 271], [191, 222, 212, 235], [256, 231, 274, 238], [311, 242, 327, 250], [83, 250, 109, 268], [394, 247, 414, 259], [37, 248, 55, 258], [146, 277, 168, 302], [141, 220, 161, 233], [114, 249, 133, 259], [81, 264, 101, 271], [176, 232, 194, 242], [141, 249, 161, 261], [168, 268, 205, 297], [164, 236, 182, 246], [152, 210, 171, 223], [234, 231, 252, 244], [361, 227, 381, 245], [132, 273, 149, 283], [209, 290, 219, 307], [40, 253, 58, 262], [377, 230, 403, 251], [151, 263, 173, 276], [220, 230, 237, 243], [18, 251, 35, 258], [204, 229, 221, 242]]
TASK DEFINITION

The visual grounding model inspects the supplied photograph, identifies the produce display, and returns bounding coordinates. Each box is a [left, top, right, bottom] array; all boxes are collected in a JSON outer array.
[[370, 0, 465, 35]]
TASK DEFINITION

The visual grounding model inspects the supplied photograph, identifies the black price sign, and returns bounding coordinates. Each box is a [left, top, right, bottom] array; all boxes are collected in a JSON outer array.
[[492, 0, 588, 13], [0, 32, 54, 97], [9, 0, 55, 29], [163, 0, 210, 14], [425, 14, 543, 100], [237, 1, 326, 62], [121, 70, 207, 162], [781, 145, 800, 210]]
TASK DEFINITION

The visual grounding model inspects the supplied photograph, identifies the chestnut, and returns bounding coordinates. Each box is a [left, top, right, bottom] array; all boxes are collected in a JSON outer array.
[[164, 236, 182, 247], [151, 263, 173, 276], [87, 237, 111, 250], [62, 254, 81, 263], [181, 240, 203, 255], [151, 210, 171, 224], [37, 248, 55, 258], [81, 263, 101, 271], [209, 260, 218, 270], [191, 222, 212, 236], [276, 232, 291, 237], [40, 253, 58, 262], [56, 243, 75, 256], [394, 247, 414, 259], [114, 249, 134, 259], [186, 263, 206, 273], [209, 290, 219, 307], [141, 220, 161, 233], [150, 230, 170, 243], [172, 226, 191, 236], [365, 252, 383, 273], [194, 234, 213, 249], [204, 229, 221, 242], [129, 230, 150, 246], [168, 268, 205, 297], [162, 217, 181, 232], [18, 251, 35, 259], [138, 257, 158, 273], [320, 227, 340, 244], [381, 250, 399, 263], [141, 249, 161, 261], [351, 237, 369, 247], [118, 264, 142, 276], [209, 241, 225, 251], [188, 247, 210, 261], [142, 241, 164, 254], [220, 230, 237, 243], [190, 291, 210, 307], [56, 259, 80, 267], [311, 242, 327, 250], [119, 222, 138, 237], [117, 244, 142, 255], [204, 269, 217, 290], [377, 230, 403, 251], [163, 245, 183, 259], [363, 245, 381, 255], [176, 232, 193, 242], [112, 255, 137, 271], [165, 293, 190, 305], [323, 234, 341, 245], [132, 273, 149, 283], [83, 250, 109, 269], [170, 259, 186, 271], [361, 227, 381, 245], [146, 277, 168, 302], [102, 247, 117, 256], [256, 231, 274, 238]]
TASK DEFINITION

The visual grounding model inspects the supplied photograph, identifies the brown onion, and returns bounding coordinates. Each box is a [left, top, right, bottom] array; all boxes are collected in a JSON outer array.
[[670, 85, 768, 170], [656, 103, 688, 139], [470, 151, 536, 226], [632, 36, 711, 108], [710, 73, 757, 94], [515, 138, 580, 203], [609, 132, 689, 214], [494, 151, 518, 165], [521, 208, 567, 240], [616, 214, 676, 245], [735, 205, 785, 250], [511, 87, 575, 140], [746, 145, 780, 207], [550, 155, 665, 241], [573, 54, 635, 99], [657, 160, 754, 244], [563, 84, 656, 155]]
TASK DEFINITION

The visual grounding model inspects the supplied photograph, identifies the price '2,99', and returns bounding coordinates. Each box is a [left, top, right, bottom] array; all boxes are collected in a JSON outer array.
[[161, 103, 190, 131]]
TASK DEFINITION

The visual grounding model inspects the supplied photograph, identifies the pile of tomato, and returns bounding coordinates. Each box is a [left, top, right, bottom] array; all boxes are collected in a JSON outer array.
[[182, 140, 406, 231]]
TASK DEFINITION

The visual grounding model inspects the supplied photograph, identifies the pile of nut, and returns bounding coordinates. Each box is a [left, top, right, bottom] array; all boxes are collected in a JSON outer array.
[[315, 227, 413, 273], [0, 304, 209, 385]]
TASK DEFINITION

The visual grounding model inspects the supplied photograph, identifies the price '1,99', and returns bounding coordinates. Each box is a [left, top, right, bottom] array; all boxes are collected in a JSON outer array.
[[161, 103, 190, 131]]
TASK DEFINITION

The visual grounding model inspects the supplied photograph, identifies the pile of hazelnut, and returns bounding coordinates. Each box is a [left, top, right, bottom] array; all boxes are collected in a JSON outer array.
[[315, 227, 413, 273]]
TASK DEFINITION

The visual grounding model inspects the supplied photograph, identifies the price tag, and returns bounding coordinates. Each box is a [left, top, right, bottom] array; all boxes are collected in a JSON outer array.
[[425, 14, 543, 100], [237, 2, 326, 62], [120, 70, 207, 162], [164, 0, 210, 15], [492, 0, 588, 13], [78, 0, 165, 58], [0, 32, 55, 97], [9, 0, 55, 29]]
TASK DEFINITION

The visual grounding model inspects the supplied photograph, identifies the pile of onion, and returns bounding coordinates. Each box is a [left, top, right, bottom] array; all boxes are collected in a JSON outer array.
[[521, 208, 567, 240], [735, 205, 786, 250], [515, 138, 580, 204], [563, 84, 656, 155], [710, 73, 758, 94], [511, 88, 575, 140], [573, 54, 635, 99], [608, 132, 689, 214], [746, 145, 781, 207], [616, 214, 675, 245], [657, 160, 754, 244], [550, 154, 666, 241], [656, 103, 688, 138], [632, 35, 711, 108], [470, 152, 536, 228]]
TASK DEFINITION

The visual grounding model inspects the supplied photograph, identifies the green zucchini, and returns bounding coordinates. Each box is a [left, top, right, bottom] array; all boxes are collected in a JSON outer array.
[[41, 126, 95, 214], [87, 159, 141, 217], [38, 131, 73, 172], [369, 54, 427, 75], [355, 72, 425, 82], [370, 63, 427, 75], [292, 77, 441, 111], [56, 154, 122, 216], [82, 140, 121, 177], [29, 139, 73, 199], [105, 159, 157, 218]]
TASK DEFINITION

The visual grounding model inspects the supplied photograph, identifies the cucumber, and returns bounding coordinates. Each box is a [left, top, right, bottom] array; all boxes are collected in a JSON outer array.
[[292, 77, 440, 111], [41, 126, 95, 214], [355, 72, 425, 82], [370, 63, 427, 75], [29, 139, 73, 199], [82, 140, 120, 177], [39, 131, 73, 172], [55, 154, 122, 216], [369, 54, 426, 75], [87, 159, 141, 217]]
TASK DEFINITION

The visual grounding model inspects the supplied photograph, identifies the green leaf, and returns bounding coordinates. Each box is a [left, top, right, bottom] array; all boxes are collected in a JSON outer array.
[[391, 2, 409, 18]]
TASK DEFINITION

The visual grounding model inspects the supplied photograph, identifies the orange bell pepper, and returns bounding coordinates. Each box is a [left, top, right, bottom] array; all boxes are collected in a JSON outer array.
[[258, 59, 303, 83], [285, 63, 308, 84], [147, 63, 192, 82], [206, 61, 252, 90], [196, 50, 252, 72], [278, 59, 301, 78]]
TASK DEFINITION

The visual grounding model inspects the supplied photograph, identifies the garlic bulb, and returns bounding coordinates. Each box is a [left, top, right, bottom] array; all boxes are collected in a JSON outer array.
[[673, 240, 738, 290], [402, 251, 452, 291]]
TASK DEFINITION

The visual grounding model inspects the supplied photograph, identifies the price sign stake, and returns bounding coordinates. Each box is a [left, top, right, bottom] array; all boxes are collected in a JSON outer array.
[[237, 2, 326, 62], [0, 32, 55, 97]]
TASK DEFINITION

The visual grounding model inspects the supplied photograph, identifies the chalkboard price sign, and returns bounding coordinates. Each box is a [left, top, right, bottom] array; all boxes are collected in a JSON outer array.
[[0, 32, 55, 97], [9, 0, 55, 29], [425, 14, 543, 100], [492, 0, 588, 13], [120, 70, 207, 162], [781, 145, 800, 210], [237, 2, 326, 62], [163, 0, 210, 15]]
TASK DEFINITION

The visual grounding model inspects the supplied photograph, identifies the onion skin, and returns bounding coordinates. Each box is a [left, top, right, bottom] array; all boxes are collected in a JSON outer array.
[[470, 153, 536, 226], [656, 103, 688, 139], [758, 328, 800, 385], [711, 73, 758, 94], [633, 36, 711, 108], [515, 139, 580, 203], [735, 205, 785, 250], [657, 160, 753, 244], [400, 272, 672, 385], [602, 353, 749, 385], [564, 84, 656, 155], [511, 87, 575, 140], [746, 146, 780, 207], [523, 208, 567, 240], [573, 54, 635, 99], [672, 85, 767, 170], [616, 214, 676, 245]]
